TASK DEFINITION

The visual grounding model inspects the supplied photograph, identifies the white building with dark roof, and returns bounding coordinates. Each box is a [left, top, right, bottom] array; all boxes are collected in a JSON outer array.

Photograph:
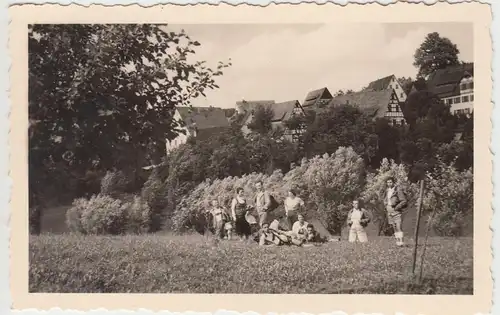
[[426, 63, 474, 115]]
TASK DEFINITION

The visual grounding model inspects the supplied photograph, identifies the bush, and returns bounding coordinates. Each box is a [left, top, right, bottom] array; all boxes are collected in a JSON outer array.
[[141, 168, 169, 231], [100, 170, 131, 198], [66, 194, 153, 235], [172, 147, 365, 235], [302, 148, 365, 233], [124, 196, 152, 234], [423, 157, 473, 236]]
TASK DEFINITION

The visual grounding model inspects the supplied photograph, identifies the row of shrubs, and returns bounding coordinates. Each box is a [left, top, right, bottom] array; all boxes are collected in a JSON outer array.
[[66, 146, 473, 237]]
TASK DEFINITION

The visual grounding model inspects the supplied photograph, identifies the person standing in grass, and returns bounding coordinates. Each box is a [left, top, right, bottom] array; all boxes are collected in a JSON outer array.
[[254, 181, 271, 227], [383, 177, 408, 246], [284, 188, 305, 229], [231, 187, 251, 241], [346, 199, 370, 243], [207, 199, 226, 239]]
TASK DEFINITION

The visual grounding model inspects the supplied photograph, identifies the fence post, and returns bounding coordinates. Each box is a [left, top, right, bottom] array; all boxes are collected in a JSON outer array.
[[412, 179, 425, 275]]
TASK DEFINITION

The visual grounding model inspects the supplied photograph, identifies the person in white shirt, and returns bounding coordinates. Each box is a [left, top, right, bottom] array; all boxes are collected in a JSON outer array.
[[346, 199, 370, 243], [291, 214, 309, 241], [284, 188, 305, 229]]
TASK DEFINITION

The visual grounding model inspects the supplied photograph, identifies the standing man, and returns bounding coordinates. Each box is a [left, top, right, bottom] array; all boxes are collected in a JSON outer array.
[[255, 180, 271, 227], [383, 177, 408, 246]]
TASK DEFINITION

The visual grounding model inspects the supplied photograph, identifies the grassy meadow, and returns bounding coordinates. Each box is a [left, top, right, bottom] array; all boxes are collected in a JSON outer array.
[[29, 233, 473, 294]]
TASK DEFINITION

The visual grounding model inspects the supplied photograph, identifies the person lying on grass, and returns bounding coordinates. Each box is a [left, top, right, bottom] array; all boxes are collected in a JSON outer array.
[[258, 221, 304, 246]]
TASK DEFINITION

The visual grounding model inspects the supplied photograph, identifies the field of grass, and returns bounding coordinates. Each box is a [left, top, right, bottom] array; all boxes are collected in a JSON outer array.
[[29, 233, 473, 294]]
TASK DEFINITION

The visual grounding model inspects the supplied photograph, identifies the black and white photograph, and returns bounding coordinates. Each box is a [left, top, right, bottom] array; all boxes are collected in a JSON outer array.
[[17, 3, 491, 307]]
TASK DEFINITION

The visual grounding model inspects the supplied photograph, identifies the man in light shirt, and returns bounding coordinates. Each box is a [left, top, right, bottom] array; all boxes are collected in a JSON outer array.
[[254, 181, 271, 227], [291, 214, 309, 241], [346, 199, 370, 243], [383, 177, 408, 246]]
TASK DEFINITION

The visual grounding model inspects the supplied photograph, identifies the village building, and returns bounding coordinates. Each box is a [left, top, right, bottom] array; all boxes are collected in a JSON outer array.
[[328, 89, 406, 126], [426, 62, 474, 116], [302, 87, 334, 109], [165, 106, 231, 153], [235, 99, 305, 141], [365, 74, 408, 102]]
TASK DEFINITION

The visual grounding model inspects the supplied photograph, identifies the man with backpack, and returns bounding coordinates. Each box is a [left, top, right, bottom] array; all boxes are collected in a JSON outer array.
[[254, 180, 279, 227], [383, 176, 408, 247]]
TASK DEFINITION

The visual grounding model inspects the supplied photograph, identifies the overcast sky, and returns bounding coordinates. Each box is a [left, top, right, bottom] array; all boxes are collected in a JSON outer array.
[[162, 23, 473, 109]]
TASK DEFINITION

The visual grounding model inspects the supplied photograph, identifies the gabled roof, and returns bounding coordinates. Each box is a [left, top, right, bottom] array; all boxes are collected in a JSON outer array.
[[236, 100, 301, 123], [427, 63, 474, 98], [273, 100, 302, 121], [176, 106, 230, 131], [302, 87, 333, 108], [328, 90, 393, 118], [367, 75, 395, 91]]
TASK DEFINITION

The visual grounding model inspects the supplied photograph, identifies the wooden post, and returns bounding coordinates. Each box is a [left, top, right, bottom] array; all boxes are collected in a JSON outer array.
[[412, 179, 425, 275]]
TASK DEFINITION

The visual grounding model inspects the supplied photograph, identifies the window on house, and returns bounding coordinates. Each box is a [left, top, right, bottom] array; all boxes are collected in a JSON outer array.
[[471, 94, 474, 101], [462, 95, 469, 103], [395, 85, 399, 89], [454, 97, 461, 103], [400, 92, 404, 98], [392, 119, 397, 126], [460, 83, 467, 90], [387, 105, 392, 112], [401, 119, 405, 125], [396, 105, 400, 112], [446, 98, 453, 105], [465, 108, 471, 114]]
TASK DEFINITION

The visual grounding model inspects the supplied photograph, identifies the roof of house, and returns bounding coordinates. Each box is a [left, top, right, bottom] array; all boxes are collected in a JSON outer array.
[[176, 106, 231, 131], [272, 100, 302, 121], [328, 90, 393, 118], [302, 87, 333, 108], [427, 63, 474, 98], [235, 99, 302, 123], [366, 75, 395, 91]]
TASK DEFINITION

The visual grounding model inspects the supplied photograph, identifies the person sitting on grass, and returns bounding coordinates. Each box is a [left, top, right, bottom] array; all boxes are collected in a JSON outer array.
[[305, 224, 327, 244], [291, 214, 309, 241], [346, 199, 370, 243]]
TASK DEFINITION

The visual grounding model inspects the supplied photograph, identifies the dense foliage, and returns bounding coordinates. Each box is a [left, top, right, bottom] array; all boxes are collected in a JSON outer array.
[[422, 158, 473, 236], [66, 194, 151, 235], [29, 24, 230, 232], [413, 32, 461, 78], [172, 147, 365, 234]]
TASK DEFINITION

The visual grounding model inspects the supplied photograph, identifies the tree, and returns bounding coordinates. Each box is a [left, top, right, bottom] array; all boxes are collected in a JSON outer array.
[[246, 104, 275, 135], [413, 32, 460, 78], [29, 24, 230, 232], [299, 105, 379, 164]]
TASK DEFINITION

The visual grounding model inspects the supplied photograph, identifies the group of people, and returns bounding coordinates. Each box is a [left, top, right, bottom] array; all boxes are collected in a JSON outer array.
[[206, 176, 408, 247]]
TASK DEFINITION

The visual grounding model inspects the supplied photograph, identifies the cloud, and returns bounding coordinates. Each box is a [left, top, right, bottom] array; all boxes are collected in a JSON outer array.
[[184, 23, 472, 108]]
